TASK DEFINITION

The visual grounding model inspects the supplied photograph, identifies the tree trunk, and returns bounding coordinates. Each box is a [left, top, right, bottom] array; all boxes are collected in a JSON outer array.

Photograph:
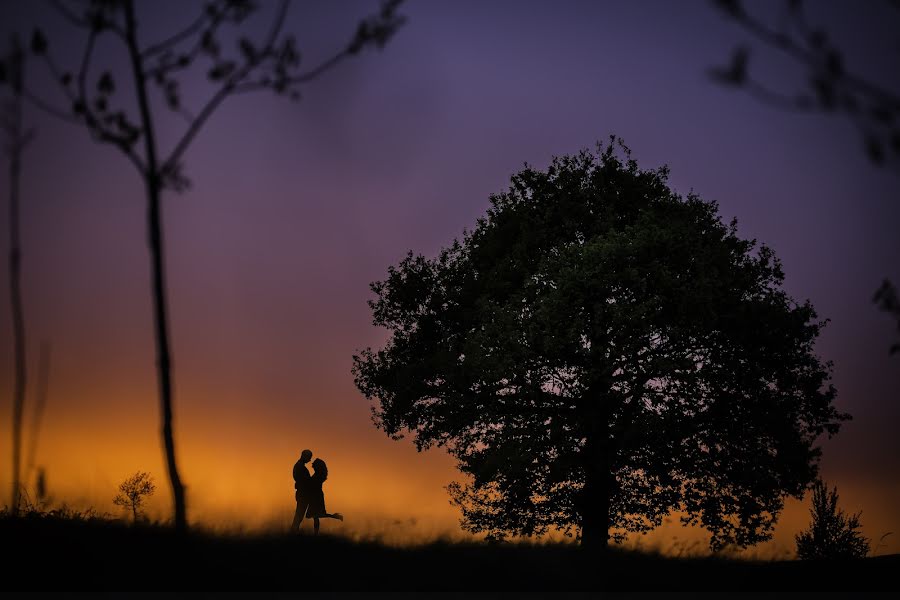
[[124, 1, 187, 532], [6, 38, 27, 516], [580, 343, 615, 549], [579, 479, 604, 548], [147, 179, 187, 533], [580, 440, 612, 549]]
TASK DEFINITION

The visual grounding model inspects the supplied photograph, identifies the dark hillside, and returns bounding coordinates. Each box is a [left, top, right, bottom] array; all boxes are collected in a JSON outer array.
[[1, 514, 896, 591]]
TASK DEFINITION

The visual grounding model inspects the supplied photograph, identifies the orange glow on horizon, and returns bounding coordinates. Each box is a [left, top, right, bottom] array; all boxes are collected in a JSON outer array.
[[3, 385, 466, 539], [5, 386, 898, 556]]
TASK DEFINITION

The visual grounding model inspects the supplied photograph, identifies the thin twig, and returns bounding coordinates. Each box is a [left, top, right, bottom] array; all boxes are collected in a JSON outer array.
[[163, 0, 291, 170], [77, 29, 97, 102], [231, 50, 348, 95], [90, 128, 147, 174], [48, 0, 90, 29], [22, 87, 80, 123], [48, 0, 127, 40], [286, 51, 351, 85], [162, 80, 235, 171], [144, 34, 205, 80], [262, 0, 290, 52], [743, 78, 815, 112], [733, 10, 900, 110], [41, 54, 76, 102], [141, 9, 211, 58]]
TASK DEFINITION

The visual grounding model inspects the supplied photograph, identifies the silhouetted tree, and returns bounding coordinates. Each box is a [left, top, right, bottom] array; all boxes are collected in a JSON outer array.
[[709, 0, 900, 167], [1, 35, 35, 516], [113, 471, 156, 524], [353, 139, 848, 550], [0, 0, 404, 532], [795, 479, 869, 559]]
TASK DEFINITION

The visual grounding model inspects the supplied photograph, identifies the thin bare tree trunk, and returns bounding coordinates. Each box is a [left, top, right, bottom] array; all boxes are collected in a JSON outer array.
[[5, 37, 27, 516], [123, 1, 186, 532], [26, 341, 51, 488], [146, 179, 186, 532]]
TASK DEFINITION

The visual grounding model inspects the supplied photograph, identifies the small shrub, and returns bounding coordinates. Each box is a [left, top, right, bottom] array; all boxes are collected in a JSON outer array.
[[113, 471, 156, 524], [795, 479, 869, 560]]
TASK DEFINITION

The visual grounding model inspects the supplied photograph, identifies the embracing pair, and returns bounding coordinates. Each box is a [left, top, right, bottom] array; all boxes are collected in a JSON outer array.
[[291, 449, 343, 535]]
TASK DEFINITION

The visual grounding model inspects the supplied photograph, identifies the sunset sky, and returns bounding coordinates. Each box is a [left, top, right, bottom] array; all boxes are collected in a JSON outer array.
[[1, 0, 898, 555]]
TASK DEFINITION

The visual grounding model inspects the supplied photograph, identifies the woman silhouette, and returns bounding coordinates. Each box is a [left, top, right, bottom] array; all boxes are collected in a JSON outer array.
[[306, 458, 343, 535]]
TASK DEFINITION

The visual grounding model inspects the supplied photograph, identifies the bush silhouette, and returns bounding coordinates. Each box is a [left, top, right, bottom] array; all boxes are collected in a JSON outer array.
[[113, 471, 156, 524], [795, 479, 869, 560]]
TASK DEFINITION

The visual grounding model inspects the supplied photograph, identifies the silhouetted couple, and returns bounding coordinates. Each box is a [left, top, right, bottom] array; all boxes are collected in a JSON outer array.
[[291, 449, 343, 535]]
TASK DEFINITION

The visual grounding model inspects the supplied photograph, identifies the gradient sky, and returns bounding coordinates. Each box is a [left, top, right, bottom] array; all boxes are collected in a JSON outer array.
[[1, 0, 898, 554]]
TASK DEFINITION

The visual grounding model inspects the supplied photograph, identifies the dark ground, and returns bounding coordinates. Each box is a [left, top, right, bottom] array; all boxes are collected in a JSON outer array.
[[1, 513, 896, 591]]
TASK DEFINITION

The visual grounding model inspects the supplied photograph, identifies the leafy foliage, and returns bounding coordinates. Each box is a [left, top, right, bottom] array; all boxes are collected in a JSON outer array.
[[795, 479, 869, 559], [353, 138, 848, 549], [113, 471, 156, 523]]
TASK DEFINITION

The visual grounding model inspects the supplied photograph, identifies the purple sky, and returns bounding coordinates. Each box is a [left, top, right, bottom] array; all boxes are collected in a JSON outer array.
[[1, 0, 898, 550]]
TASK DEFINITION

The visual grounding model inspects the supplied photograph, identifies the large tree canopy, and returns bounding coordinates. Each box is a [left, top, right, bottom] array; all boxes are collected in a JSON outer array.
[[352, 139, 847, 549]]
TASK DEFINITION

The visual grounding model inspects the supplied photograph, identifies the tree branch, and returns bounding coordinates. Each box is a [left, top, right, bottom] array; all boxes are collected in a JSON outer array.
[[262, 0, 290, 52], [162, 0, 290, 171], [285, 50, 349, 86], [161, 80, 231, 176], [727, 6, 900, 110], [49, 0, 127, 41], [144, 34, 205, 81], [231, 49, 348, 95], [712, 2, 900, 166], [68, 27, 146, 172], [21, 87, 80, 124], [743, 78, 816, 112], [141, 9, 210, 58], [48, 0, 90, 29], [91, 128, 147, 175], [76, 30, 97, 103], [162, 0, 404, 178], [15, 28, 144, 171], [41, 54, 76, 102]]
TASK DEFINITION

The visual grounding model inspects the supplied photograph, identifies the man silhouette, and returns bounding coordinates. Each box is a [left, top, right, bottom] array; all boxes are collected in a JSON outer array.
[[291, 449, 313, 533]]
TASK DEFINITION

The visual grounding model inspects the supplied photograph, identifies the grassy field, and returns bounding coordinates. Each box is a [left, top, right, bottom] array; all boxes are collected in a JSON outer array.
[[1, 511, 896, 591]]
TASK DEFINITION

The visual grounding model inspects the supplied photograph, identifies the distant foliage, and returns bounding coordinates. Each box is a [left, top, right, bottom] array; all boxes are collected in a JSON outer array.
[[795, 479, 869, 560], [873, 280, 900, 355], [710, 0, 900, 169], [113, 471, 156, 524]]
